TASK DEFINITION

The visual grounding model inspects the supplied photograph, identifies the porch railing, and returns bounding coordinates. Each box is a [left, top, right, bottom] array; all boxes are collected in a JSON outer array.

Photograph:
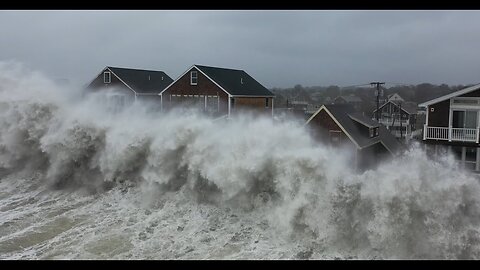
[[423, 125, 479, 143]]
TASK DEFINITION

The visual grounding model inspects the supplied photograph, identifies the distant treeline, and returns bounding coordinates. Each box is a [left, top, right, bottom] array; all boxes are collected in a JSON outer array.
[[270, 83, 470, 109]]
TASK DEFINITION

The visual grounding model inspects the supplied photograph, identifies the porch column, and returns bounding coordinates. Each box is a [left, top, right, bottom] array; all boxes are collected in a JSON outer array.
[[462, 146, 466, 169], [160, 94, 163, 112], [476, 127, 479, 143], [476, 148, 480, 171], [228, 95, 231, 117]]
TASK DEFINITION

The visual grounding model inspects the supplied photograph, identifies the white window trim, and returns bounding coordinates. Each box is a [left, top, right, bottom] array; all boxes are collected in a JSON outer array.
[[104, 71, 111, 83], [190, 71, 198, 85]]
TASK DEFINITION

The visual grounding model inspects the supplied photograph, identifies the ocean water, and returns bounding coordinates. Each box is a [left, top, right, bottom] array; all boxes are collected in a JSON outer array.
[[1, 61, 480, 259]]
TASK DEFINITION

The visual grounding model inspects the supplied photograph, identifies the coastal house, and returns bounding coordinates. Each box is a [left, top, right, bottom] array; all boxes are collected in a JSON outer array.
[[306, 104, 402, 170], [419, 83, 480, 171], [372, 98, 419, 140], [159, 64, 275, 117], [86, 66, 173, 111]]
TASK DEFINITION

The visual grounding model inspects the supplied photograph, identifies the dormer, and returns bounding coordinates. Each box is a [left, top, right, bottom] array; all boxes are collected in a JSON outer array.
[[348, 113, 380, 138], [369, 126, 379, 138]]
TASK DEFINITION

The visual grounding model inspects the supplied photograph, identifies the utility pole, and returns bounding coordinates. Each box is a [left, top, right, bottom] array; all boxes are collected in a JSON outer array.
[[371, 82, 385, 121], [399, 101, 403, 140]]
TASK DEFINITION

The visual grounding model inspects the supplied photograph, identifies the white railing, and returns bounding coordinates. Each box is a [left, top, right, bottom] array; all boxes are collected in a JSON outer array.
[[451, 128, 477, 142], [423, 125, 479, 143]]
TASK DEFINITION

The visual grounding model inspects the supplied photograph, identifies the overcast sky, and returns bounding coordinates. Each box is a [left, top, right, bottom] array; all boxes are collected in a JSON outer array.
[[1, 10, 480, 88]]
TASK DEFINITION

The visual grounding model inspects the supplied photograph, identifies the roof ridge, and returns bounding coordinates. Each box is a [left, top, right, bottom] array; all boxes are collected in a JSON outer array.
[[195, 64, 244, 72], [107, 66, 167, 73]]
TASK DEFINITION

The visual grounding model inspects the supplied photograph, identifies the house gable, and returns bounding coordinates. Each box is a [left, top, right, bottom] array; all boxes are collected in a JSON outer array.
[[306, 106, 359, 148], [161, 66, 229, 97], [373, 101, 416, 117], [87, 67, 137, 95]]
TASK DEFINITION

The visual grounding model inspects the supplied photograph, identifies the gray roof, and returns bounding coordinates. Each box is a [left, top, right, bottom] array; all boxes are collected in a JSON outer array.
[[323, 104, 403, 154], [195, 65, 274, 97], [348, 113, 380, 128], [108, 66, 173, 94]]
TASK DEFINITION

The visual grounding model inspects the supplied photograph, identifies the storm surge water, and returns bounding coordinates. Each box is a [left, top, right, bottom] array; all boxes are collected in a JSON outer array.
[[1, 61, 480, 259]]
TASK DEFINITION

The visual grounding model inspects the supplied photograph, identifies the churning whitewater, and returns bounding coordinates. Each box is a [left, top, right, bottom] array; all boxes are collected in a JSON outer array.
[[1, 62, 480, 259]]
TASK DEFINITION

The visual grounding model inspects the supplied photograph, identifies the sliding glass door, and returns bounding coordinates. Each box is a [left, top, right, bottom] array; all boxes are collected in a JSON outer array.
[[452, 110, 478, 128]]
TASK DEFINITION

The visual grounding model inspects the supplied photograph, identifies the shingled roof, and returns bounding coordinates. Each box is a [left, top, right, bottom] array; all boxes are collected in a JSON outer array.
[[194, 65, 274, 97], [308, 104, 403, 154], [107, 66, 173, 94]]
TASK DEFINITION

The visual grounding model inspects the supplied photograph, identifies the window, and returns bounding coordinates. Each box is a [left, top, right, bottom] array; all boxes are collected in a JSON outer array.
[[329, 130, 342, 143], [369, 127, 379, 138], [190, 71, 198, 85], [265, 98, 269, 108], [104, 71, 111, 83], [452, 110, 478, 128]]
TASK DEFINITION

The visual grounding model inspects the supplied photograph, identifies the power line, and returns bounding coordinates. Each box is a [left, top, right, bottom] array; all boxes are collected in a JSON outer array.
[[339, 83, 372, 89]]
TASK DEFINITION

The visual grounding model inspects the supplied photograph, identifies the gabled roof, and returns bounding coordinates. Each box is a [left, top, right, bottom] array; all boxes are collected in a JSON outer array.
[[107, 66, 173, 94], [387, 93, 404, 102], [195, 65, 274, 97], [418, 83, 480, 107], [306, 104, 402, 154], [373, 100, 418, 115], [160, 64, 275, 97]]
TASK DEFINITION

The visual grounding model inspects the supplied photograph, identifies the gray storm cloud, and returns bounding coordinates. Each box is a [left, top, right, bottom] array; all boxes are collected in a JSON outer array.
[[1, 10, 480, 88]]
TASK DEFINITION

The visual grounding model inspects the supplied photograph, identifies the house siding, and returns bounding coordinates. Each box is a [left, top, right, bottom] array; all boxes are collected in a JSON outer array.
[[162, 67, 229, 115], [428, 99, 450, 127], [232, 97, 273, 116], [308, 109, 352, 146]]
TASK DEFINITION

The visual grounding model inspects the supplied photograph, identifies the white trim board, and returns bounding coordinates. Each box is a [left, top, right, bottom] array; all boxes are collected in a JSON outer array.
[[107, 67, 138, 94], [372, 100, 414, 115]]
